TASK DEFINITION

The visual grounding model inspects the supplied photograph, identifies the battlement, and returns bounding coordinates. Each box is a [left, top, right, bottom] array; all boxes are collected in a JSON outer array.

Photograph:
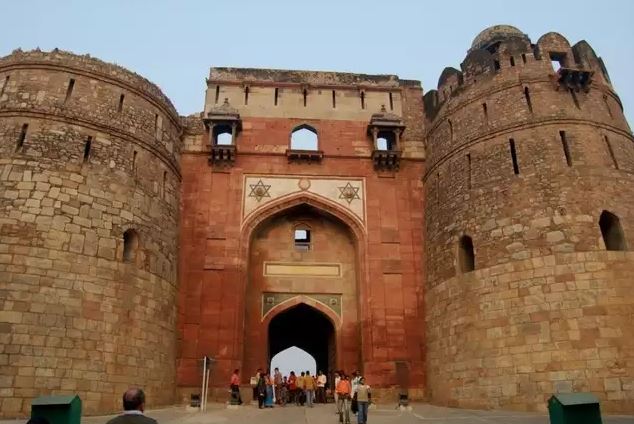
[[0, 48, 178, 118], [424, 26, 616, 122], [209, 67, 420, 89]]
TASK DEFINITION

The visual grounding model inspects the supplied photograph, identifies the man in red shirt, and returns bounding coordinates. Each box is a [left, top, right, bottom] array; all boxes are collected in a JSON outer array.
[[230, 369, 242, 405]]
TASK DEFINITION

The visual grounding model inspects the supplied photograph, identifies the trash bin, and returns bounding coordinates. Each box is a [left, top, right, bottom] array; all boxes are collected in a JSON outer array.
[[31, 395, 82, 424], [548, 393, 602, 424]]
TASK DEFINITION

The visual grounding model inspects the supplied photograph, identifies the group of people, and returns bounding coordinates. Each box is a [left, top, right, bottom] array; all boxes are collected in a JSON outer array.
[[231, 368, 371, 424], [237, 368, 329, 408]]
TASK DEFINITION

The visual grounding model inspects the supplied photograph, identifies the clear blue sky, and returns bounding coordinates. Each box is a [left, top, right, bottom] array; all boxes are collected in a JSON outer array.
[[2, 0, 632, 124]]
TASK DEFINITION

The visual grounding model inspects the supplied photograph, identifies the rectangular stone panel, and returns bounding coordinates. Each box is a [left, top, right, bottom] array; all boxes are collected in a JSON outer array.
[[263, 262, 341, 277]]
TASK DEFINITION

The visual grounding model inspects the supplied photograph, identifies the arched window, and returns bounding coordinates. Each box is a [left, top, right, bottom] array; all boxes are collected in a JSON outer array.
[[123, 229, 139, 262], [599, 211, 626, 251], [458, 235, 475, 273], [290, 125, 318, 151], [215, 129, 233, 146]]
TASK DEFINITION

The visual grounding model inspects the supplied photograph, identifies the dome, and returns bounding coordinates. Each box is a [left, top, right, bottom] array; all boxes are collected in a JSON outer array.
[[470, 25, 527, 50]]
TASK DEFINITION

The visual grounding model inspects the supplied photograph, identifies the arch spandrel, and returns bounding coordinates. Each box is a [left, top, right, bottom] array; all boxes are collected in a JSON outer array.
[[242, 175, 366, 231]]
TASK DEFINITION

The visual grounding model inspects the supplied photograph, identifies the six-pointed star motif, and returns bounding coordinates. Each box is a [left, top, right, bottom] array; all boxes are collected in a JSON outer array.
[[248, 179, 271, 202], [338, 182, 361, 204]]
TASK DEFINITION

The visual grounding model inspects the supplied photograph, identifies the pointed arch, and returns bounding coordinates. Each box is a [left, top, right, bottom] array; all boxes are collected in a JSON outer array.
[[290, 124, 319, 150]]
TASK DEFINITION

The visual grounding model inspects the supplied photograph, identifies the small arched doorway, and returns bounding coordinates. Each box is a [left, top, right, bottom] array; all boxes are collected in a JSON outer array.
[[268, 303, 336, 376]]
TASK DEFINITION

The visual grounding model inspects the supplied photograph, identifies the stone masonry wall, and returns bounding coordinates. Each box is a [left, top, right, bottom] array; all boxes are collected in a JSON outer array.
[[0, 50, 181, 417], [424, 29, 634, 413]]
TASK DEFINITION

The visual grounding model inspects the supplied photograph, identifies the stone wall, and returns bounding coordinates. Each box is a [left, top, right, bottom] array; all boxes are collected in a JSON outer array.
[[0, 49, 181, 417], [424, 27, 634, 412]]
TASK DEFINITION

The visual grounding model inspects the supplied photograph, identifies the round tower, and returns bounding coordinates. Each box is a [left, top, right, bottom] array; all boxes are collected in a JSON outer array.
[[423, 26, 634, 412], [0, 49, 181, 416]]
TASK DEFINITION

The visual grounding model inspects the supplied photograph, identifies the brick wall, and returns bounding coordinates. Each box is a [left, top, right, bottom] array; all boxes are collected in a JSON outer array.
[[0, 50, 181, 417]]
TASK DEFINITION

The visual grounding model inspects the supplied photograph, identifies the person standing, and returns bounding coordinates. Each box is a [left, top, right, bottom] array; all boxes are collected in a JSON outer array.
[[336, 374, 352, 424], [350, 371, 361, 414], [304, 370, 315, 407], [273, 367, 283, 404], [264, 371, 275, 408], [297, 372, 306, 405], [252, 368, 262, 403], [288, 371, 297, 405], [353, 376, 371, 424], [334, 371, 341, 413], [256, 372, 266, 409], [280, 376, 289, 406], [316, 370, 327, 403], [230, 369, 242, 405]]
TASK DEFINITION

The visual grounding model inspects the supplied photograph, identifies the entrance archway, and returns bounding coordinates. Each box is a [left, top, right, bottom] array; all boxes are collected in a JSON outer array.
[[268, 303, 336, 376], [241, 200, 361, 381]]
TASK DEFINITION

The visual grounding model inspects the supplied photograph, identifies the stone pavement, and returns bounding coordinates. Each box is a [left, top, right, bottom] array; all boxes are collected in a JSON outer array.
[[3, 403, 633, 424]]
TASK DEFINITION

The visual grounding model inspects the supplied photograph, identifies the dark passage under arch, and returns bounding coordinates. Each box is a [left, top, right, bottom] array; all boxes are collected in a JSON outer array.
[[268, 303, 335, 376]]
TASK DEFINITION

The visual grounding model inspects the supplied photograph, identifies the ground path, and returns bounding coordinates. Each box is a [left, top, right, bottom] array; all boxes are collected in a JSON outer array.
[[2, 403, 633, 424]]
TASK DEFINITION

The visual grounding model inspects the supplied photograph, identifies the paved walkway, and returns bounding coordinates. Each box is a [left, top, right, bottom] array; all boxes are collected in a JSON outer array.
[[4, 403, 633, 424]]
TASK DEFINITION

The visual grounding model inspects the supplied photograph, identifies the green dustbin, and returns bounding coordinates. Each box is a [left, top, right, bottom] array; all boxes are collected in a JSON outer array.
[[31, 394, 82, 424], [548, 393, 602, 424]]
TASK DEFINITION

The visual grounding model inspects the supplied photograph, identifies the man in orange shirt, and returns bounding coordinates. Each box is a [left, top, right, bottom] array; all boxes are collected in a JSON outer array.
[[336, 373, 352, 424]]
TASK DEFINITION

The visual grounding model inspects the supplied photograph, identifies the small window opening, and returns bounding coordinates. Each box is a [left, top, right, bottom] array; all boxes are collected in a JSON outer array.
[[603, 95, 613, 118], [604, 135, 618, 169], [274, 88, 279, 106], [64, 78, 75, 104], [83, 136, 92, 163], [521, 53, 527, 64], [510, 56, 515, 67], [118, 94, 125, 113], [436, 172, 440, 205], [599, 211, 626, 251], [375, 130, 396, 151], [360, 91, 365, 109], [214, 127, 233, 146], [560, 131, 572, 166], [290, 125, 318, 151], [0, 75, 9, 98], [155, 114, 162, 140], [244, 86, 249, 105], [549, 52, 564, 72], [524, 87, 533, 113], [467, 153, 472, 189], [215, 86, 220, 104], [448, 119, 454, 142], [294, 228, 311, 250], [16, 123, 28, 152], [482, 103, 488, 121], [458, 235, 475, 273], [389, 92, 394, 110], [162, 171, 167, 199], [494, 60, 500, 71], [569, 89, 580, 109], [132, 150, 138, 174], [303, 89, 308, 107], [509, 138, 519, 175], [332, 90, 336, 109], [123, 229, 139, 262]]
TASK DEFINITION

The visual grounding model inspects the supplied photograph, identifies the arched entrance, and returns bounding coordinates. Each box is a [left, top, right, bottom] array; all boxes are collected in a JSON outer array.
[[268, 303, 336, 376], [241, 199, 361, 381]]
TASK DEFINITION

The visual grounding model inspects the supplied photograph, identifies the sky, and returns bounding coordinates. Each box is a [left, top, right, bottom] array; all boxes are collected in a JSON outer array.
[[1, 0, 632, 124]]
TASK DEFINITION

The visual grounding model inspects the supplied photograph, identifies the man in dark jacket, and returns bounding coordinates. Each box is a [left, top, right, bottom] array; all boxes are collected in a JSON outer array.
[[106, 388, 158, 424]]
